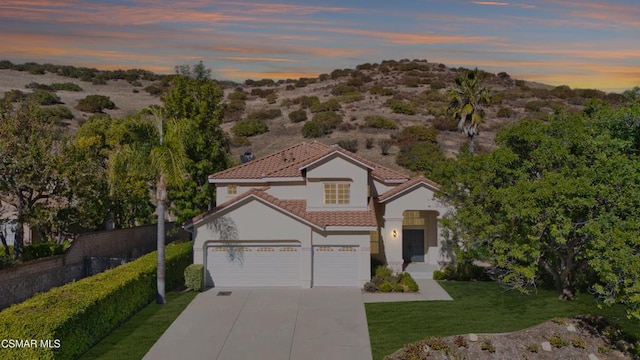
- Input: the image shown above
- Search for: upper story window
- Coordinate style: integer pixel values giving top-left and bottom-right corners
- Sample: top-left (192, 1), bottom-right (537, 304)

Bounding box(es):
top-left (227, 184), bottom-right (238, 196)
top-left (323, 183), bottom-right (350, 204)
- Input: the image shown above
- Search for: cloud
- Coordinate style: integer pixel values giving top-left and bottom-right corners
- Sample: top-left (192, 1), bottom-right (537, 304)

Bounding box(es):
top-left (216, 56), bottom-right (299, 63)
top-left (471, 1), bottom-right (536, 9)
top-left (215, 67), bottom-right (320, 80)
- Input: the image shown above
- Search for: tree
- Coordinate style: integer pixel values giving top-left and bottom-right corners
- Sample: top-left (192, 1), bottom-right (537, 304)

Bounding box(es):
top-left (162, 63), bottom-right (230, 222)
top-left (448, 68), bottom-right (491, 153)
top-left (437, 104), bottom-right (640, 318)
top-left (108, 108), bottom-right (190, 303)
top-left (0, 101), bottom-right (65, 258)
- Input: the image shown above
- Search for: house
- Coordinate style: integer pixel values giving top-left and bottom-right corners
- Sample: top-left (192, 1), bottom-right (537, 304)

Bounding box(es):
top-left (185, 141), bottom-right (453, 288)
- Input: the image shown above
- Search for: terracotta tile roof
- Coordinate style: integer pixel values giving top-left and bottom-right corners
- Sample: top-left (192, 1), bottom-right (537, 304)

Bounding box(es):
top-left (185, 188), bottom-right (377, 229)
top-left (209, 141), bottom-right (408, 182)
top-left (377, 176), bottom-right (441, 202)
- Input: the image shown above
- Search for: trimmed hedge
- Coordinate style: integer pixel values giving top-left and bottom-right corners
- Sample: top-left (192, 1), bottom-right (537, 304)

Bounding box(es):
top-left (0, 241), bottom-right (192, 360)
top-left (184, 264), bottom-right (204, 292)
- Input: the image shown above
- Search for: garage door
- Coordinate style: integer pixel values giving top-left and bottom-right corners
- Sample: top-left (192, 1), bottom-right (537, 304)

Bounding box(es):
top-left (206, 243), bottom-right (301, 287)
top-left (312, 246), bottom-right (359, 287)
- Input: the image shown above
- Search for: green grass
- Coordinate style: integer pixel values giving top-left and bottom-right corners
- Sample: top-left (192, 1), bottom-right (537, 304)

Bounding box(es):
top-left (366, 281), bottom-right (640, 360)
top-left (79, 290), bottom-right (197, 360)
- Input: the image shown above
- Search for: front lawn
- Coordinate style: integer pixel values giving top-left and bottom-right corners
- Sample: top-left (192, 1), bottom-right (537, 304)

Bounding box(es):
top-left (366, 281), bottom-right (640, 360)
top-left (79, 290), bottom-right (197, 360)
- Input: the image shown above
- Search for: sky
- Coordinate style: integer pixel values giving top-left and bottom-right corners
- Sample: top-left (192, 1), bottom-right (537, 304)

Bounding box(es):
top-left (1, 0), bottom-right (639, 92)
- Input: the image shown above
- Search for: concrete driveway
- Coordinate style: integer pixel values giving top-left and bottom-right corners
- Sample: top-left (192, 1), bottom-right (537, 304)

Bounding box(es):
top-left (143, 287), bottom-right (372, 360)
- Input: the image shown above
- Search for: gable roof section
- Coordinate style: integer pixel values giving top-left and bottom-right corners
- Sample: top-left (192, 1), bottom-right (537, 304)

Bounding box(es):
top-left (185, 188), bottom-right (377, 230)
top-left (377, 176), bottom-right (441, 203)
top-left (209, 141), bottom-right (408, 183)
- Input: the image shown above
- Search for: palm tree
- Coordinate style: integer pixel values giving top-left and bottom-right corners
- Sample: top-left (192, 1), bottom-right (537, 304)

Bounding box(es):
top-left (448, 68), bottom-right (491, 153)
top-left (108, 107), bottom-right (189, 304)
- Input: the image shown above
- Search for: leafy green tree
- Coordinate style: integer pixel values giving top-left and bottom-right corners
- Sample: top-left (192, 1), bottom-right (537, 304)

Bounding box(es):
top-left (437, 104), bottom-right (640, 318)
top-left (448, 68), bottom-right (491, 153)
top-left (0, 101), bottom-right (65, 258)
top-left (162, 63), bottom-right (230, 222)
top-left (108, 108), bottom-right (190, 304)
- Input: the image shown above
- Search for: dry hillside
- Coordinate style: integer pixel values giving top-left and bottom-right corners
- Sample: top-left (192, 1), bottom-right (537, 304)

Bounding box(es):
top-left (1, 59), bottom-right (625, 174)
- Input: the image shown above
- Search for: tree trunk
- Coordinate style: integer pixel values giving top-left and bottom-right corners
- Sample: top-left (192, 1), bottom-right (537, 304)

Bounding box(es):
top-left (0, 232), bottom-right (9, 256)
top-left (467, 134), bottom-right (476, 154)
top-left (13, 193), bottom-right (24, 259)
top-left (156, 177), bottom-right (167, 304)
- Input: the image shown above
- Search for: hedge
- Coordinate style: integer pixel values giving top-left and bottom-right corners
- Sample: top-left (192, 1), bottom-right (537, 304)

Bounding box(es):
top-left (184, 264), bottom-right (204, 292)
top-left (0, 241), bottom-right (192, 360)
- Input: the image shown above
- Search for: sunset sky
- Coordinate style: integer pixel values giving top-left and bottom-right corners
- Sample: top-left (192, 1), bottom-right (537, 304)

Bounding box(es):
top-left (1, 0), bottom-right (638, 92)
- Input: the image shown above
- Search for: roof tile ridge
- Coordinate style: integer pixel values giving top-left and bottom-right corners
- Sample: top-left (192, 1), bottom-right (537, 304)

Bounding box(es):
top-left (210, 143), bottom-right (307, 178)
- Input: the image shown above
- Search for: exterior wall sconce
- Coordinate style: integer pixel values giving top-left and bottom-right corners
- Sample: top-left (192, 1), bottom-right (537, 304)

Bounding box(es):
top-left (392, 229), bottom-right (397, 238)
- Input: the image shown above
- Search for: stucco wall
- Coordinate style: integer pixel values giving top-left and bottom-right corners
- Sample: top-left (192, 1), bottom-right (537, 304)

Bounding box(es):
top-left (305, 156), bottom-right (369, 210)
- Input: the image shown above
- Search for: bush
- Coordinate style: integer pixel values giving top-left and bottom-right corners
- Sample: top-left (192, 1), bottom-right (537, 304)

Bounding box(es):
top-left (398, 125), bottom-right (437, 144)
top-left (231, 119), bottom-right (269, 137)
top-left (0, 241), bottom-right (192, 360)
top-left (310, 98), bottom-right (341, 113)
top-left (3, 89), bottom-right (26, 103)
top-left (524, 100), bottom-right (544, 113)
top-left (432, 270), bottom-right (445, 280)
top-left (144, 84), bottom-right (163, 96)
top-left (288, 109), bottom-right (307, 123)
top-left (364, 116), bottom-right (398, 129)
top-left (331, 84), bottom-right (359, 96)
top-left (378, 138), bottom-right (393, 155)
top-left (379, 282), bottom-right (394, 292)
top-left (363, 282), bottom-right (378, 292)
top-left (430, 81), bottom-right (446, 90)
top-left (265, 92), bottom-right (278, 104)
top-left (385, 99), bottom-right (417, 115)
top-left (229, 135), bottom-right (251, 147)
top-left (302, 120), bottom-right (328, 138)
top-left (374, 266), bottom-right (393, 279)
top-left (432, 116), bottom-right (458, 131)
top-left (396, 141), bottom-right (445, 174)
top-left (28, 90), bottom-right (62, 105)
top-left (312, 111), bottom-right (343, 128)
top-left (337, 139), bottom-right (358, 153)
top-left (365, 138), bottom-right (374, 149)
top-left (400, 275), bottom-right (419, 292)
top-left (295, 95), bottom-right (320, 109)
top-left (184, 264), bottom-right (204, 292)
top-left (227, 91), bottom-right (247, 101)
top-left (51, 82), bottom-right (83, 91)
top-left (25, 82), bottom-right (53, 91)
top-left (497, 107), bottom-right (512, 118)
top-left (41, 105), bottom-right (74, 123)
top-left (338, 92), bottom-right (364, 103)
top-left (247, 108), bottom-right (282, 120)
top-left (76, 94), bottom-right (116, 113)
top-left (369, 85), bottom-right (395, 96)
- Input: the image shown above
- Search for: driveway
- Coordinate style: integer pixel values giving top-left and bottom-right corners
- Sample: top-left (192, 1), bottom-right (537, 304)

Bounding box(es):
top-left (143, 287), bottom-right (373, 360)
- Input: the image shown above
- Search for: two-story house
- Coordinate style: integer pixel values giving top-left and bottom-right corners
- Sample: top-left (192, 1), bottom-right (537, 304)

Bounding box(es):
top-left (185, 141), bottom-right (452, 288)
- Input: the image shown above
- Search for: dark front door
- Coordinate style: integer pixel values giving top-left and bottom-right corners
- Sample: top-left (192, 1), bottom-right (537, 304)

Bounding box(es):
top-left (402, 229), bottom-right (425, 263)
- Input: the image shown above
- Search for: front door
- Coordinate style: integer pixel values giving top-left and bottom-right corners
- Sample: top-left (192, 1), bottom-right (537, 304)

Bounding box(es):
top-left (402, 229), bottom-right (425, 262)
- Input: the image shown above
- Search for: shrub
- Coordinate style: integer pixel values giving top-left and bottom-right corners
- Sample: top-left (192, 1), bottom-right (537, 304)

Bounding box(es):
top-left (403, 77), bottom-right (421, 87)
top-left (26, 82), bottom-right (53, 91)
top-left (331, 84), bottom-right (359, 96)
top-left (76, 94), bottom-right (116, 113)
top-left (497, 107), bottom-right (512, 118)
top-left (91, 77), bottom-right (107, 85)
top-left (223, 99), bottom-right (246, 121)
top-left (379, 282), bottom-right (394, 292)
top-left (369, 85), bottom-right (395, 96)
top-left (0, 255), bottom-right (17, 269)
top-left (396, 142), bottom-right (445, 174)
top-left (549, 333), bottom-right (568, 348)
top-left (184, 264), bottom-right (204, 292)
top-left (337, 139), bottom-right (358, 153)
top-left (0, 241), bottom-right (192, 360)
top-left (302, 120), bottom-right (328, 138)
top-left (3, 89), bottom-right (26, 103)
top-left (481, 339), bottom-right (496, 352)
top-left (385, 99), bottom-right (417, 115)
top-left (247, 108), bottom-right (282, 120)
top-left (400, 275), bottom-right (419, 292)
top-left (432, 116), bottom-right (458, 131)
top-left (363, 282), bottom-right (378, 292)
top-left (571, 337), bottom-right (588, 349)
top-left (338, 92), bottom-right (364, 103)
top-left (295, 95), bottom-right (320, 109)
top-left (364, 116), bottom-right (398, 129)
top-left (227, 91), bottom-right (247, 101)
top-left (144, 84), bottom-right (163, 96)
top-left (365, 138), bottom-right (374, 149)
top-left (524, 100), bottom-right (544, 113)
top-left (310, 98), bottom-right (341, 113)
top-left (424, 337), bottom-right (449, 351)
top-left (28, 90), bottom-right (62, 105)
top-left (230, 136), bottom-right (251, 147)
top-left (265, 92), bottom-right (278, 104)
top-left (311, 111), bottom-right (343, 128)
top-left (430, 81), bottom-right (446, 90)
top-left (288, 109), bottom-right (307, 123)
top-left (41, 105), bottom-right (74, 123)
top-left (432, 270), bottom-right (445, 280)
top-left (378, 138), bottom-right (393, 155)
top-left (337, 122), bottom-right (355, 132)
top-left (526, 343), bottom-right (539, 352)
top-left (374, 266), bottom-right (393, 279)
top-left (231, 119), bottom-right (269, 137)
top-left (398, 125), bottom-right (437, 144)
top-left (454, 335), bottom-right (468, 348)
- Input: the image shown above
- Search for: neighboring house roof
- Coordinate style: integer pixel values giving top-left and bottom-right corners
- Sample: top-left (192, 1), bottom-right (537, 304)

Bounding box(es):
top-left (209, 141), bottom-right (408, 183)
top-left (377, 176), bottom-right (441, 203)
top-left (185, 188), bottom-right (377, 230)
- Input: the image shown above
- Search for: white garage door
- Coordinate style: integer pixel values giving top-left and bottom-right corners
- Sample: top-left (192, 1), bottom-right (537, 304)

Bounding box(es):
top-left (313, 246), bottom-right (360, 287)
top-left (206, 244), bottom-right (301, 287)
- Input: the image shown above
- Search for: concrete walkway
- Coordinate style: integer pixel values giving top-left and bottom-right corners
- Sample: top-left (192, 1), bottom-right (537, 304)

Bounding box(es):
top-left (144, 287), bottom-right (372, 360)
top-left (362, 279), bottom-right (453, 303)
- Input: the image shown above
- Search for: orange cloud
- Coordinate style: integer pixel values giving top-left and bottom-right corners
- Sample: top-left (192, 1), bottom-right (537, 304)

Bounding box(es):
top-left (217, 56), bottom-right (299, 63)
top-left (216, 67), bottom-right (320, 80)
top-left (472, 1), bottom-right (509, 6)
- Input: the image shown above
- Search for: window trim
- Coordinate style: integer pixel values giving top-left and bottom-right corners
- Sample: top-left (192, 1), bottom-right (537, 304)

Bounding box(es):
top-left (227, 184), bottom-right (238, 196)
top-left (323, 182), bottom-right (350, 205)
